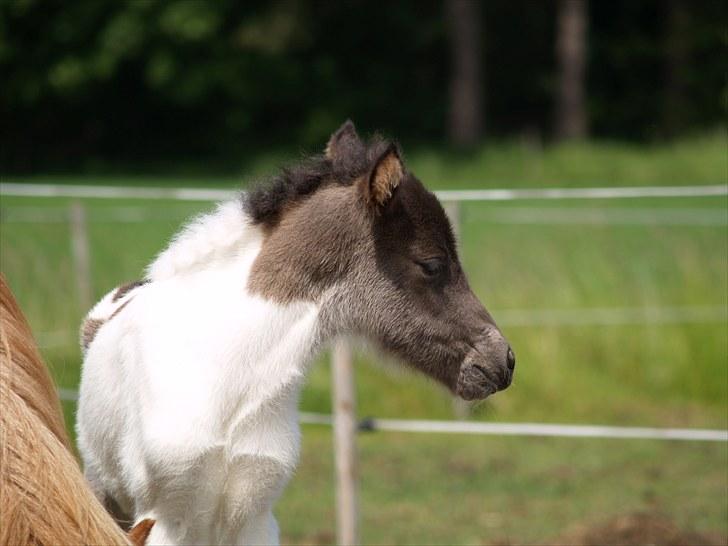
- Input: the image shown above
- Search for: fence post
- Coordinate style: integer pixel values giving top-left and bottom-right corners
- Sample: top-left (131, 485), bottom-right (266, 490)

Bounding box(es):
top-left (443, 199), bottom-right (461, 237)
top-left (443, 200), bottom-right (472, 420)
top-left (331, 340), bottom-right (359, 545)
top-left (69, 201), bottom-right (93, 312)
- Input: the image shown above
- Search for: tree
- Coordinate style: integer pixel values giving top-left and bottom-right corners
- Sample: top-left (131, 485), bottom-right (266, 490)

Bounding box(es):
top-left (555, 0), bottom-right (588, 140)
top-left (663, 0), bottom-right (689, 137)
top-left (446, 0), bottom-right (483, 148)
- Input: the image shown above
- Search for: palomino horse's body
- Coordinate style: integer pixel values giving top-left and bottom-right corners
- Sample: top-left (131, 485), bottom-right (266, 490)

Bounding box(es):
top-left (77, 122), bottom-right (515, 545)
top-left (0, 274), bottom-right (154, 546)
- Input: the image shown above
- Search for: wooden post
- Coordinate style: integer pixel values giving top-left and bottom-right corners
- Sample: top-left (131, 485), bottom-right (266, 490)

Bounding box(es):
top-left (331, 340), bottom-right (359, 545)
top-left (443, 200), bottom-right (461, 241)
top-left (69, 201), bottom-right (93, 312)
top-left (443, 200), bottom-right (471, 420)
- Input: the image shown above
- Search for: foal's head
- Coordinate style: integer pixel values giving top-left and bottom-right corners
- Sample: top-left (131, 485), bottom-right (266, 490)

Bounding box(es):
top-left (247, 121), bottom-right (514, 400)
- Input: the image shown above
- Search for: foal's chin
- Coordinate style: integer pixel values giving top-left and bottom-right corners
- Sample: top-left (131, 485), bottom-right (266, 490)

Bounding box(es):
top-left (454, 362), bottom-right (511, 401)
top-left (454, 375), bottom-right (499, 401)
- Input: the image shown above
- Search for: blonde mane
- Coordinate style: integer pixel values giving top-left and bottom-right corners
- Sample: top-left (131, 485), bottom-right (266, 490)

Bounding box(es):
top-left (0, 273), bottom-right (152, 546)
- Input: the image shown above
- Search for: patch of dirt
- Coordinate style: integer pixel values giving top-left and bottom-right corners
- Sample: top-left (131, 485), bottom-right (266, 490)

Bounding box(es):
top-left (552, 511), bottom-right (726, 546)
top-left (486, 511), bottom-right (725, 546)
top-left (280, 529), bottom-right (335, 545)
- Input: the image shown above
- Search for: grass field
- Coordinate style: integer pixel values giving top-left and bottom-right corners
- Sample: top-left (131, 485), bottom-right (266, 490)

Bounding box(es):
top-left (1, 133), bottom-right (727, 543)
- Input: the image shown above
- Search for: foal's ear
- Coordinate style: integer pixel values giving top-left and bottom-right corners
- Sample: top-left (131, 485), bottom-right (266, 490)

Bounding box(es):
top-left (364, 144), bottom-right (404, 209)
top-left (325, 119), bottom-right (362, 160)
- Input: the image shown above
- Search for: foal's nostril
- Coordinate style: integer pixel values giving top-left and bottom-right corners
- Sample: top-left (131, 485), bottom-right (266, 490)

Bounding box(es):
top-left (506, 346), bottom-right (516, 371)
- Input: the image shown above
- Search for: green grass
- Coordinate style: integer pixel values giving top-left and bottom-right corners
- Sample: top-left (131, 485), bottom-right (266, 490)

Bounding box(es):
top-left (412, 131), bottom-right (728, 189)
top-left (277, 428), bottom-right (727, 545)
top-left (2, 134), bottom-right (727, 543)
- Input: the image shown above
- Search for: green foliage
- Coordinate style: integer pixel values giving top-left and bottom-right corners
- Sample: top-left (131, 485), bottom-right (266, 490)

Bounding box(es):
top-left (408, 131), bottom-right (728, 189)
top-left (1, 1), bottom-right (725, 172)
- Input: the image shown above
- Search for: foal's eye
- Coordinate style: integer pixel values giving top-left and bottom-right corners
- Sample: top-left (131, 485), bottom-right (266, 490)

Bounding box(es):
top-left (417, 258), bottom-right (446, 278)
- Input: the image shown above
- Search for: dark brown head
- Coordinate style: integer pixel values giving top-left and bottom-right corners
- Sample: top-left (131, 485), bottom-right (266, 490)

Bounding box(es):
top-left (246, 121), bottom-right (514, 400)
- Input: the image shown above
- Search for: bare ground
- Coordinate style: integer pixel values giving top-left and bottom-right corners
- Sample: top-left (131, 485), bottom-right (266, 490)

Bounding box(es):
top-left (551, 511), bottom-right (726, 546)
top-left (487, 511), bottom-right (727, 546)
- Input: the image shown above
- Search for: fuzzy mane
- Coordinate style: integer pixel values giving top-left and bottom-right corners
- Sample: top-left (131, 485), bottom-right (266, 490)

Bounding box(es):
top-left (146, 200), bottom-right (255, 281)
top-left (244, 135), bottom-right (394, 226)
top-left (147, 133), bottom-right (396, 281)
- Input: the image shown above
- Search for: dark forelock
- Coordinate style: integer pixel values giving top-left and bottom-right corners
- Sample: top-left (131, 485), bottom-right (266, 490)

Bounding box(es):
top-left (244, 136), bottom-right (394, 226)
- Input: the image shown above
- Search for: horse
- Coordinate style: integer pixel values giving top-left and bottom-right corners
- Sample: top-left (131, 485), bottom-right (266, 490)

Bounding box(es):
top-left (76, 121), bottom-right (515, 545)
top-left (0, 273), bottom-right (155, 546)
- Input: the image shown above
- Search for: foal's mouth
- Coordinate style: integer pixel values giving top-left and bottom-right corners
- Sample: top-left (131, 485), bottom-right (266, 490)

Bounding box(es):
top-left (455, 361), bottom-right (512, 401)
top-left (451, 331), bottom-right (515, 401)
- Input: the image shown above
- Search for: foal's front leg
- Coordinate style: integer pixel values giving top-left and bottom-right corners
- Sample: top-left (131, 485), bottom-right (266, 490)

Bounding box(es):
top-left (232, 509), bottom-right (279, 545)
top-left (133, 448), bottom-right (228, 545)
top-left (139, 454), bottom-right (288, 545)
top-left (139, 518), bottom-right (179, 546)
top-left (218, 454), bottom-right (290, 545)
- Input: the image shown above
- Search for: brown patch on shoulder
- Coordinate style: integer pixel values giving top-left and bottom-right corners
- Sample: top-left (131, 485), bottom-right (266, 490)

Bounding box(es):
top-left (82, 318), bottom-right (106, 350)
top-left (109, 298), bottom-right (133, 320)
top-left (82, 297), bottom-right (137, 350)
top-left (112, 279), bottom-right (148, 302)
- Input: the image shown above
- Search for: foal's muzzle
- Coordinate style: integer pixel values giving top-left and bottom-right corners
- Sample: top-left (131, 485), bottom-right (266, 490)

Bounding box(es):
top-left (455, 329), bottom-right (514, 401)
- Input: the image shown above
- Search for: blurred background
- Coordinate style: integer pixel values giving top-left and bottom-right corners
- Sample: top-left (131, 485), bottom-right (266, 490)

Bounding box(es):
top-left (1, 1), bottom-right (726, 544)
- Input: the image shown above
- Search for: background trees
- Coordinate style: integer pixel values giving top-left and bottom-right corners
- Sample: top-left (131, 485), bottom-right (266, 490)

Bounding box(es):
top-left (555, 0), bottom-right (588, 140)
top-left (1, 0), bottom-right (724, 172)
top-left (446, 0), bottom-right (483, 148)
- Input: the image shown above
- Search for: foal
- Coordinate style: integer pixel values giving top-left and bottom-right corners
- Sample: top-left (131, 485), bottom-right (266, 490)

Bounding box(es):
top-left (77, 121), bottom-right (515, 545)
top-left (0, 274), bottom-right (154, 546)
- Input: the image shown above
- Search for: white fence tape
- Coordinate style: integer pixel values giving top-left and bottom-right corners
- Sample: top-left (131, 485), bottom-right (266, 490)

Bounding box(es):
top-left (436, 185), bottom-right (728, 201)
top-left (4, 205), bottom-right (728, 226)
top-left (2, 182), bottom-right (727, 202)
top-left (354, 417), bottom-right (728, 442)
top-left (0, 183), bottom-right (235, 201)
top-left (56, 388), bottom-right (726, 442)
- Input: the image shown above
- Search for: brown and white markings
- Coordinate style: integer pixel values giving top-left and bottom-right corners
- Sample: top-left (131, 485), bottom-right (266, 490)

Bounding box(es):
top-left (80, 279), bottom-right (149, 353)
top-left (247, 120), bottom-right (515, 399)
top-left (77, 120), bottom-right (515, 546)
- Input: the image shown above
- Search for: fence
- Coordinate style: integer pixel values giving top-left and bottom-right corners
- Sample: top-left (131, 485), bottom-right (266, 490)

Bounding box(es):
top-left (2, 182), bottom-right (727, 545)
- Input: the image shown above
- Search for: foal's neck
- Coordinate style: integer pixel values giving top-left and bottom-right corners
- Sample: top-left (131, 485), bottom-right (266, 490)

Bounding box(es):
top-left (147, 200), bottom-right (257, 282)
top-left (149, 201), bottom-right (330, 407)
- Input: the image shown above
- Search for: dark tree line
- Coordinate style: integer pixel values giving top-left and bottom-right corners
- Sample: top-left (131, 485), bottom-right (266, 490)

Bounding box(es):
top-left (1, 0), bottom-right (724, 173)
